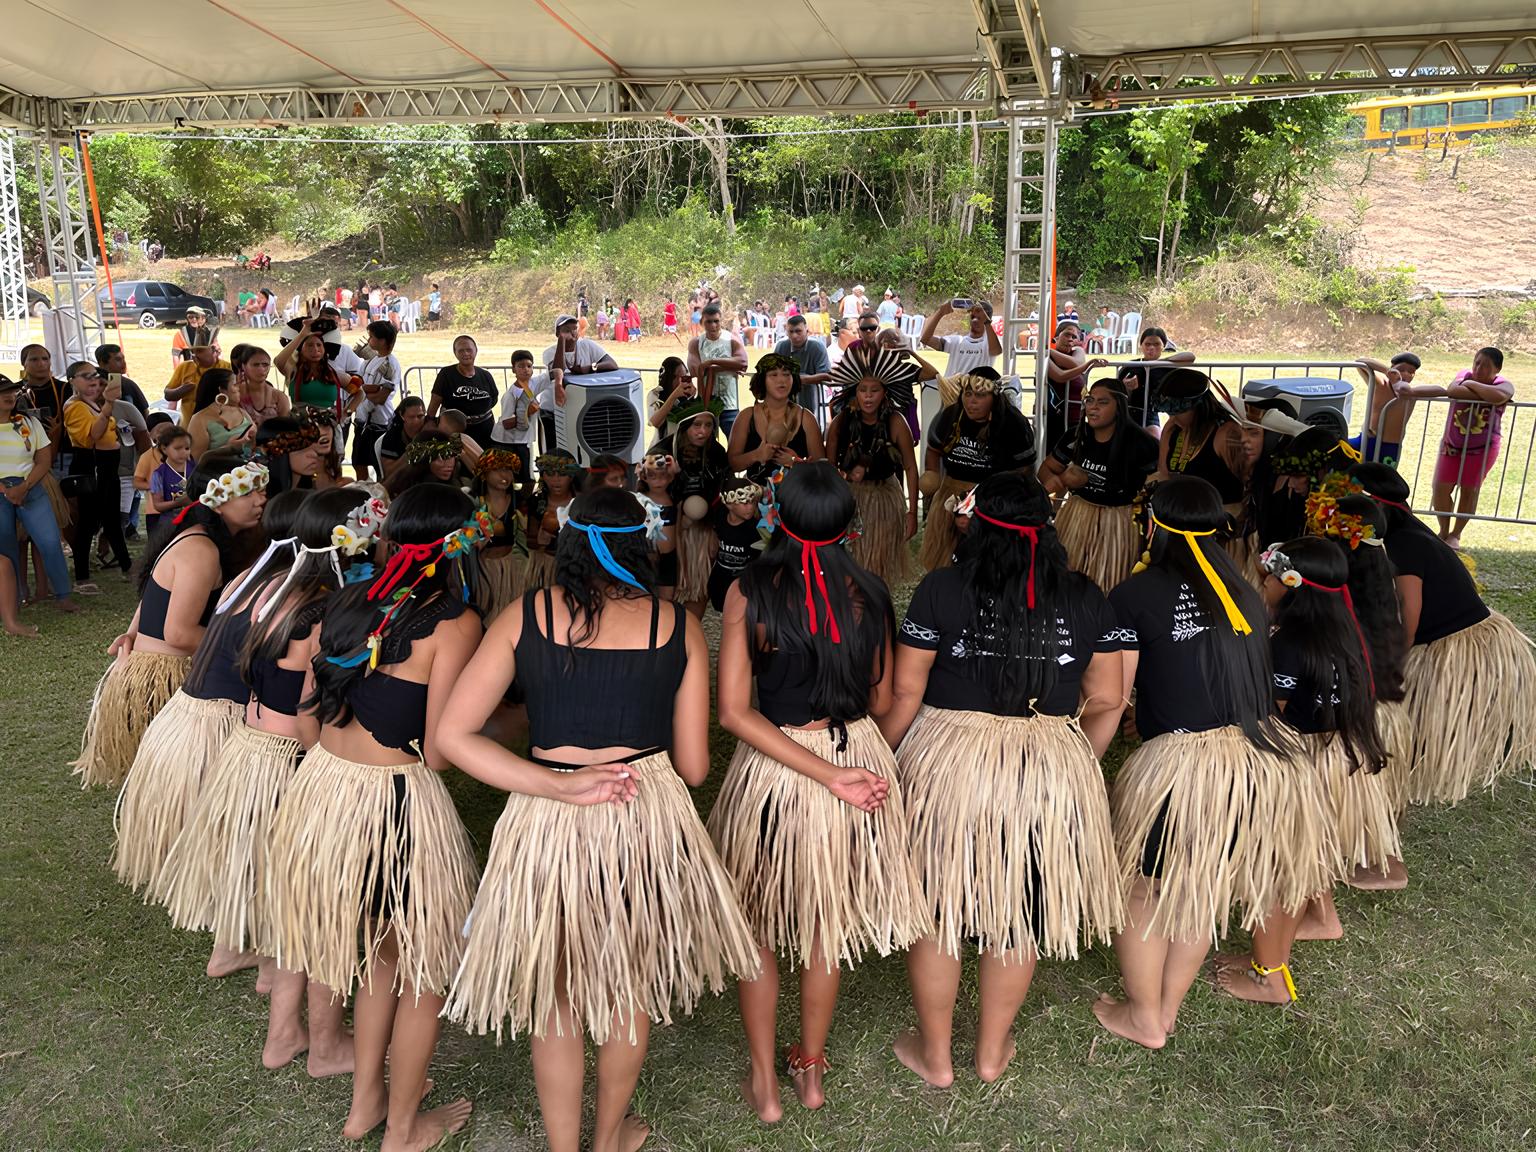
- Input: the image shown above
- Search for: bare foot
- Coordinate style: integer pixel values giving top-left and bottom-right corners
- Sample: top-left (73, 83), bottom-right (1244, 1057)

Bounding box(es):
top-left (789, 1061), bottom-right (826, 1110)
top-left (596, 1114), bottom-right (649, 1152)
top-left (255, 958), bottom-right (274, 996)
top-left (893, 1029), bottom-right (954, 1088)
top-left (1346, 857), bottom-right (1408, 891)
top-left (1294, 905), bottom-right (1344, 943)
top-left (54, 597), bottom-right (82, 613)
top-left (379, 1099), bottom-right (473, 1152)
top-left (974, 1034), bottom-right (1016, 1084)
top-left (1214, 957), bottom-right (1295, 1005)
top-left (262, 1023), bottom-right (308, 1071)
top-left (1091, 994), bottom-right (1166, 1050)
top-left (739, 1068), bottom-right (783, 1124)
top-left (4, 621), bottom-right (39, 637)
top-left (307, 1032), bottom-right (356, 1079)
top-left (344, 1079), bottom-right (434, 1141)
top-left (207, 946), bottom-right (260, 979)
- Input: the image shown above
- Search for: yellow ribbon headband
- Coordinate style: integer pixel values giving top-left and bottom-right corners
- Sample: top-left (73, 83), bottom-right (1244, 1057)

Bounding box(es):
top-left (1149, 513), bottom-right (1252, 635)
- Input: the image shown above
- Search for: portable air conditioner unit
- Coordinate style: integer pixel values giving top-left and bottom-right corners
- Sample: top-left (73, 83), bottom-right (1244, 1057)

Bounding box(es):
top-left (554, 368), bottom-right (647, 465)
top-left (1241, 377), bottom-right (1354, 439)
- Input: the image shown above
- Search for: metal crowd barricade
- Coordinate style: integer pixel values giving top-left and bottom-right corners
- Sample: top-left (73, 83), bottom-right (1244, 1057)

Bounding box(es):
top-left (1372, 393), bottom-right (1536, 527)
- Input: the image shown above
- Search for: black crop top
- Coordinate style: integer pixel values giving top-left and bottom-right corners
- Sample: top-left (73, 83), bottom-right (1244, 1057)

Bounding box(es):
top-left (344, 594), bottom-right (471, 753)
top-left (743, 405), bottom-right (811, 481)
top-left (756, 645), bottom-right (823, 727)
top-left (184, 605), bottom-right (253, 704)
top-left (1166, 425), bottom-right (1244, 505)
top-left (517, 589), bottom-right (685, 752)
top-left (139, 534), bottom-right (220, 642)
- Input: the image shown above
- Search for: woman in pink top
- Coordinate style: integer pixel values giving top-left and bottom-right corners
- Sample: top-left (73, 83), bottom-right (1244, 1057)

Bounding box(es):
top-left (1430, 346), bottom-right (1513, 548)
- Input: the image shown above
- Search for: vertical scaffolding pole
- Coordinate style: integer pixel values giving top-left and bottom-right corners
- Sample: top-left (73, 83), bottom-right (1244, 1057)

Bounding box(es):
top-left (0, 133), bottom-right (27, 362)
top-left (1001, 108), bottom-right (1058, 438)
top-left (32, 127), bottom-right (98, 360)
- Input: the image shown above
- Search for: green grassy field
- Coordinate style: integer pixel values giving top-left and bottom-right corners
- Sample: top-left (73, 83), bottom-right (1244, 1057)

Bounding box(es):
top-left (2, 520), bottom-right (1535, 1152)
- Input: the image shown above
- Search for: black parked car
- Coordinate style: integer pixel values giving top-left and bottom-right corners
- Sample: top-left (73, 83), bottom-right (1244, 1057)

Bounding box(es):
top-left (97, 280), bottom-right (220, 329)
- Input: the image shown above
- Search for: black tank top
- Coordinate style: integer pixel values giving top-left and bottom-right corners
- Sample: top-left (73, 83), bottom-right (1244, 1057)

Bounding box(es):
top-left (1167, 425), bottom-right (1244, 504)
top-left (139, 533), bottom-right (220, 642)
top-left (516, 589), bottom-right (685, 752)
top-left (184, 604), bottom-right (253, 704)
top-left (743, 405), bottom-right (810, 481)
top-left (755, 645), bottom-right (825, 727)
top-left (838, 416), bottom-right (900, 484)
top-left (345, 594), bottom-right (469, 752)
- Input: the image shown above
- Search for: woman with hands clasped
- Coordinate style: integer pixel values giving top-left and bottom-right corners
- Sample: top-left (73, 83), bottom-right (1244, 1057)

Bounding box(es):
top-left (707, 461), bottom-right (927, 1124)
top-left (727, 353), bottom-right (825, 483)
top-left (441, 485), bottom-right (757, 1152)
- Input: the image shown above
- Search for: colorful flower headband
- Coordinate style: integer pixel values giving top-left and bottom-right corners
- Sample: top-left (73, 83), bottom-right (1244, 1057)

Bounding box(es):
top-left (1258, 544), bottom-right (1305, 588)
top-left (474, 448), bottom-right (524, 477)
top-left (331, 497), bottom-right (388, 557)
top-left (327, 508), bottom-right (496, 670)
top-left (198, 462), bottom-right (269, 510)
top-left (405, 435), bottom-right (462, 465)
top-left (721, 479), bottom-right (764, 506)
top-left (537, 453), bottom-right (583, 477)
top-left (261, 423), bottom-right (322, 457)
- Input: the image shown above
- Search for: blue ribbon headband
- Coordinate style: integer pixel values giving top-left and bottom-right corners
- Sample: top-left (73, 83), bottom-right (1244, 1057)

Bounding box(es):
top-left (565, 518), bottom-right (647, 591)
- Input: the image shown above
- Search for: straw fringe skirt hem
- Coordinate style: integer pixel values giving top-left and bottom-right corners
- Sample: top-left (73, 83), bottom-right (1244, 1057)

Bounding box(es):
top-left (1308, 732), bottom-right (1402, 877)
top-left (1110, 727), bottom-right (1337, 943)
top-left (896, 707), bottom-right (1124, 962)
top-left (446, 751), bottom-right (759, 1045)
top-left (676, 518), bottom-right (714, 603)
top-left (523, 550), bottom-right (557, 592)
top-left (1054, 497), bottom-right (1139, 593)
top-left (707, 716), bottom-right (930, 970)
top-left (112, 692), bottom-right (244, 893)
top-left (479, 548), bottom-right (527, 624)
top-left (918, 476), bottom-right (973, 572)
top-left (1376, 699), bottom-right (1414, 815)
top-left (850, 477), bottom-right (910, 587)
top-left (1402, 611), bottom-right (1536, 806)
top-left (268, 745), bottom-right (478, 999)
top-left (72, 651), bottom-right (191, 790)
top-left (153, 724), bottom-right (303, 953)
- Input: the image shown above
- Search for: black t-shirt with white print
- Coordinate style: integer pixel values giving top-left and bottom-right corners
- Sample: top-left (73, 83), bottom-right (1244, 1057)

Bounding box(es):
top-left (430, 365), bottom-right (498, 425)
top-left (708, 506), bottom-right (763, 611)
top-left (1050, 425), bottom-right (1159, 506)
top-left (1270, 630), bottom-right (1337, 735)
top-left (1108, 565), bottom-right (1256, 739)
top-left (898, 565), bottom-right (1120, 717)
top-left (926, 403), bottom-right (1037, 482)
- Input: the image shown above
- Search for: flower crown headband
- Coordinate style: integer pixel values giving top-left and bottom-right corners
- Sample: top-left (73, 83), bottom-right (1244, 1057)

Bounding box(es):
top-left (954, 373), bottom-right (998, 396)
top-left (326, 507), bottom-right (496, 670)
top-left (261, 423), bottom-right (322, 457)
top-left (474, 448), bottom-right (524, 478)
top-left (537, 453), bottom-right (583, 477)
top-left (721, 479), bottom-right (764, 506)
top-left (255, 498), bottom-right (387, 623)
top-left (405, 435), bottom-right (462, 465)
top-left (198, 461), bottom-right (269, 510)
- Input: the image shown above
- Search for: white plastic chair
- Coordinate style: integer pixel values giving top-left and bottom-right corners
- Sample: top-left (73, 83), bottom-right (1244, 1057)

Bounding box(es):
top-left (1113, 311), bottom-right (1142, 355)
top-left (899, 313), bottom-right (925, 350)
top-left (752, 326), bottom-right (776, 350)
top-left (400, 299), bottom-right (420, 334)
top-left (282, 294), bottom-right (301, 322)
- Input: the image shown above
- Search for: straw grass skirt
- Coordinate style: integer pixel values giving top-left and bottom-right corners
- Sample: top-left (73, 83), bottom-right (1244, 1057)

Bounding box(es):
top-left (154, 723), bottom-right (303, 954)
top-left (1054, 496), bottom-right (1139, 593)
top-left (446, 751), bottom-right (760, 1044)
top-left (267, 745), bottom-right (478, 998)
top-left (1306, 732), bottom-right (1401, 878)
top-left (850, 477), bottom-right (910, 587)
top-left (676, 516), bottom-right (714, 603)
top-left (112, 692), bottom-right (244, 893)
top-left (707, 716), bottom-right (930, 970)
top-left (40, 471), bottom-right (72, 532)
top-left (1376, 699), bottom-right (1414, 814)
top-left (1110, 726), bottom-right (1336, 943)
top-left (524, 549), bottom-right (556, 592)
top-left (896, 707), bottom-right (1123, 962)
top-left (72, 650), bottom-right (191, 790)
top-left (917, 475), bottom-right (974, 572)
top-left (478, 548), bottom-right (527, 624)
top-left (1401, 611), bottom-right (1536, 806)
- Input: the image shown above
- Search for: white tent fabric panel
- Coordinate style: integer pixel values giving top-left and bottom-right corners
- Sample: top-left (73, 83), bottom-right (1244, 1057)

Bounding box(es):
top-left (1039, 0), bottom-right (1536, 58)
top-left (0, 0), bottom-right (988, 99)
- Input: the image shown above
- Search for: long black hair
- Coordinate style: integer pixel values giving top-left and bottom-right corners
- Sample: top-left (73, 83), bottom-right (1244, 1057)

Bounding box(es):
top-left (306, 483), bottom-right (478, 728)
top-left (953, 472), bottom-right (1091, 714)
top-left (738, 461), bottom-right (894, 724)
top-left (136, 448), bottom-right (248, 594)
top-left (193, 367), bottom-right (236, 415)
top-left (255, 415), bottom-right (320, 495)
top-left (240, 487), bottom-right (368, 686)
top-left (553, 487), bottom-right (657, 653)
top-left (1147, 476), bottom-right (1292, 755)
top-left (1068, 379), bottom-right (1141, 489)
top-left (1317, 495), bottom-right (1406, 703)
top-left (185, 488), bottom-right (307, 694)
top-left (1268, 536), bottom-right (1388, 774)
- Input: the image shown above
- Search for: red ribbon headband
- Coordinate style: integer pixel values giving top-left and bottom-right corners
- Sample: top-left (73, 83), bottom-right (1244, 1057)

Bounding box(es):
top-left (973, 511), bottom-right (1040, 608)
top-left (1298, 576), bottom-right (1375, 699)
top-left (780, 525), bottom-right (843, 643)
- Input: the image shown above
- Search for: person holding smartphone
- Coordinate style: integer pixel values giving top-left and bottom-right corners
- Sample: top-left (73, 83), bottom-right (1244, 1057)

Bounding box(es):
top-left (920, 299), bottom-right (1002, 378)
top-left (62, 361), bottom-right (133, 590)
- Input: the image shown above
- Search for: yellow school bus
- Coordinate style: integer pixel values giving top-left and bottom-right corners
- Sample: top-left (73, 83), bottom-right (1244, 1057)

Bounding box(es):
top-left (1346, 85), bottom-right (1535, 149)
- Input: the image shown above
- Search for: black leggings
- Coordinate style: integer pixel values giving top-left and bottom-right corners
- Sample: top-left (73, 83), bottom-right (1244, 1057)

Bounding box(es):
top-left (70, 448), bottom-right (129, 579)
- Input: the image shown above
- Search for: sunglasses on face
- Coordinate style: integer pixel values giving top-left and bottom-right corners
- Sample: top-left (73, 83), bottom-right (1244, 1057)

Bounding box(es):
top-left (858, 325), bottom-right (878, 333)
top-left (74, 371), bottom-right (103, 381)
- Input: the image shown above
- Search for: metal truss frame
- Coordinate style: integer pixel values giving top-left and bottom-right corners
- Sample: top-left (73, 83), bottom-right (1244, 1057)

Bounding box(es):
top-left (1071, 29), bottom-right (1536, 108)
top-left (999, 109), bottom-right (1058, 437)
top-left (970, 0), bottom-right (1053, 101)
top-left (31, 132), bottom-right (99, 358)
top-left (0, 134), bottom-right (27, 361)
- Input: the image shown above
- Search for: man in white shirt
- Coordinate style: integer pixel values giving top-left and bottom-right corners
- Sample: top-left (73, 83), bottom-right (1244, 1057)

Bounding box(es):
top-left (352, 319), bottom-right (400, 480)
top-left (542, 314), bottom-right (618, 377)
top-left (839, 285), bottom-right (865, 323)
top-left (492, 348), bottom-right (543, 477)
top-left (920, 299), bottom-right (1002, 377)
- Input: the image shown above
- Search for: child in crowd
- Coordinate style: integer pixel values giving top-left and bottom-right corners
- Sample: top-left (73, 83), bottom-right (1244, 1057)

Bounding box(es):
top-left (144, 425), bottom-right (196, 531)
top-left (1429, 346), bottom-right (1512, 548)
top-left (708, 477), bottom-right (765, 613)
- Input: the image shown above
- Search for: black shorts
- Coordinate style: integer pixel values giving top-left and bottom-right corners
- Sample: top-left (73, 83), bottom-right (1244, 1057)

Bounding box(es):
top-left (352, 423), bottom-right (386, 468)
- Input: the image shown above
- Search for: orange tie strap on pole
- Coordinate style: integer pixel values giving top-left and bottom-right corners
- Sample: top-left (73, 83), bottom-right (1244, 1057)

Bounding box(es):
top-left (77, 133), bottom-right (122, 331)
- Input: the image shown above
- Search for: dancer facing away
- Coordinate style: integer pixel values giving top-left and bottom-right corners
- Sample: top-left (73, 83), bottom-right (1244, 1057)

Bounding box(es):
top-left (1215, 537), bottom-right (1389, 1004)
top-left (268, 483), bottom-right (487, 1149)
top-left (709, 461), bottom-right (929, 1122)
top-left (880, 473), bottom-right (1126, 1086)
top-left (73, 450), bottom-right (267, 789)
top-left (441, 486), bottom-right (756, 1152)
top-left (1350, 462), bottom-right (1536, 806)
top-left (1093, 476), bottom-right (1333, 1049)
